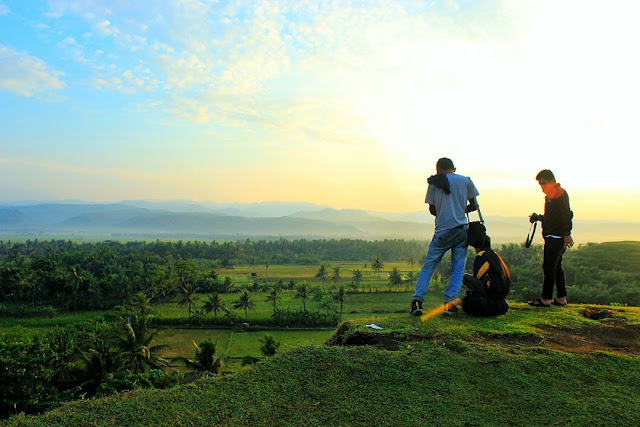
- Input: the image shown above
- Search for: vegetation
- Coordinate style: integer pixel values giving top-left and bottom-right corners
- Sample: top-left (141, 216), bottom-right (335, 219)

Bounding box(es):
top-left (0, 310), bottom-right (180, 419)
top-left (259, 334), bottom-right (280, 357)
top-left (2, 238), bottom-right (640, 422)
top-left (7, 305), bottom-right (640, 426)
top-left (1, 240), bottom-right (638, 317)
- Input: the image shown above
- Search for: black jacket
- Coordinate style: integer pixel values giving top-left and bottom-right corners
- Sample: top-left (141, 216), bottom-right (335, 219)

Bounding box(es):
top-left (541, 184), bottom-right (573, 237)
top-left (471, 248), bottom-right (511, 300)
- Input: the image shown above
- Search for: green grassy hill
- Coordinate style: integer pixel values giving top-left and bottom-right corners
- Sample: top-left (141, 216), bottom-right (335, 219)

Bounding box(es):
top-left (6, 304), bottom-right (640, 426)
top-left (567, 241), bottom-right (640, 276)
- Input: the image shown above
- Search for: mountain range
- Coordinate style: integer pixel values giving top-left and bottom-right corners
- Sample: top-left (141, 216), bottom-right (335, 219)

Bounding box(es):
top-left (0, 200), bottom-right (638, 243)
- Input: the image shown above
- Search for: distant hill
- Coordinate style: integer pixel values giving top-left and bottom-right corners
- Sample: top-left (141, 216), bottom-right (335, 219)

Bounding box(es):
top-left (0, 201), bottom-right (639, 243)
top-left (289, 208), bottom-right (386, 223)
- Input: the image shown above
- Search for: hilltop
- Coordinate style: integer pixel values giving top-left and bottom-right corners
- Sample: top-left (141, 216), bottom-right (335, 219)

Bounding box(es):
top-left (6, 303), bottom-right (640, 426)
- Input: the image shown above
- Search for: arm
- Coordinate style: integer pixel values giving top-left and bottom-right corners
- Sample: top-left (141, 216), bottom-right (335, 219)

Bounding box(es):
top-left (425, 184), bottom-right (436, 216)
top-left (465, 198), bottom-right (477, 213)
top-left (463, 273), bottom-right (487, 296)
top-left (560, 194), bottom-right (574, 248)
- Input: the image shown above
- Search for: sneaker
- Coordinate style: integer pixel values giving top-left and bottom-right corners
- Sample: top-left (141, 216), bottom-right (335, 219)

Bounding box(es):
top-left (442, 302), bottom-right (458, 316)
top-left (411, 300), bottom-right (423, 316)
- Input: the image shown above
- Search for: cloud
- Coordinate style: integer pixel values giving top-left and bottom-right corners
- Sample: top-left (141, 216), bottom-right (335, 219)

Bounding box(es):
top-left (95, 19), bottom-right (118, 36)
top-left (0, 45), bottom-right (66, 97)
top-left (0, 155), bottom-right (187, 184)
top-left (16, 1), bottom-right (639, 185)
top-left (0, 1), bottom-right (10, 15)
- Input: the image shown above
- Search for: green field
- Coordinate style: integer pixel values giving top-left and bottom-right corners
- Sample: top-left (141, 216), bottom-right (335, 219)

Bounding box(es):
top-left (154, 290), bottom-right (422, 323)
top-left (0, 311), bottom-right (106, 334)
top-left (154, 328), bottom-right (333, 372)
top-left (217, 260), bottom-right (421, 279)
top-left (1, 290), bottom-right (441, 373)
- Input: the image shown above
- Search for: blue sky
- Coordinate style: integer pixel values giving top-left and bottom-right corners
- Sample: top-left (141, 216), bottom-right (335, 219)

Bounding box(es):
top-left (1, 0), bottom-right (639, 220)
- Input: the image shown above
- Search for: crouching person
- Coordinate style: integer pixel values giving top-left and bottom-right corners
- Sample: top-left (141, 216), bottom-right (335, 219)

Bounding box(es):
top-left (462, 225), bottom-right (510, 317)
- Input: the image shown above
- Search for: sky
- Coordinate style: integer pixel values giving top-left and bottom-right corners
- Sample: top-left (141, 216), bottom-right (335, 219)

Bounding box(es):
top-left (0, 0), bottom-right (639, 221)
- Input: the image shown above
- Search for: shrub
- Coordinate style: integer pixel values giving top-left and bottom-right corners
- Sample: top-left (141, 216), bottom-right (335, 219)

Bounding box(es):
top-left (271, 309), bottom-right (338, 327)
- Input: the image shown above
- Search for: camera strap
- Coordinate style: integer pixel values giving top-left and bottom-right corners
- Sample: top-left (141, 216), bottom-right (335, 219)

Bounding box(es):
top-left (466, 197), bottom-right (484, 225)
top-left (525, 222), bottom-right (537, 248)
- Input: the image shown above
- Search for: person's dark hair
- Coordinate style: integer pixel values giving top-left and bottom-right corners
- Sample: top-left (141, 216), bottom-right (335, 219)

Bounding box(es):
top-left (535, 169), bottom-right (555, 182)
top-left (436, 157), bottom-right (455, 171)
top-left (467, 223), bottom-right (487, 248)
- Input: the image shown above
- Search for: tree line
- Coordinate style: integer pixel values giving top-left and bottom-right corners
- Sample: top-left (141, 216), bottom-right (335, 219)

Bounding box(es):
top-left (0, 239), bottom-right (638, 314)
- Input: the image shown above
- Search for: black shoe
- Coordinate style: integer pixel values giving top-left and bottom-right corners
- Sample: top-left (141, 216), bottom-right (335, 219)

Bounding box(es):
top-left (443, 302), bottom-right (458, 316)
top-left (411, 300), bottom-right (423, 316)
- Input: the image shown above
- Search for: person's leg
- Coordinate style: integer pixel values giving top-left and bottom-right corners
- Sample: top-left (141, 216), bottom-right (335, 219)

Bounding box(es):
top-left (463, 274), bottom-right (486, 296)
top-left (555, 250), bottom-right (567, 299)
top-left (444, 228), bottom-right (469, 303)
top-left (412, 232), bottom-right (449, 302)
top-left (541, 237), bottom-right (564, 301)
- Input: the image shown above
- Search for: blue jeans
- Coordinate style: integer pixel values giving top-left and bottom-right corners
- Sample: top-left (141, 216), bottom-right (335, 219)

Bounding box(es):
top-left (412, 226), bottom-right (468, 303)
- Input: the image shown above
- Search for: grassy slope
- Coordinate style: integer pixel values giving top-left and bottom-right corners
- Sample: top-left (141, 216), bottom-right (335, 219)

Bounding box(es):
top-left (7, 304), bottom-right (640, 427)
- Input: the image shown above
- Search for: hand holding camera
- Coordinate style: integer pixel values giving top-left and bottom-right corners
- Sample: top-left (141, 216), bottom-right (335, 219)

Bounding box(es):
top-left (529, 213), bottom-right (543, 223)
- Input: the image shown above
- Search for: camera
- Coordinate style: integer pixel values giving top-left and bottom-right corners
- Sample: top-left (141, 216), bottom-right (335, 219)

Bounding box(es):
top-left (529, 213), bottom-right (542, 223)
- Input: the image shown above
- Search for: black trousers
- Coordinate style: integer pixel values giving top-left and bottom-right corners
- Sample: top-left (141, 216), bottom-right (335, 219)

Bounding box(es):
top-left (542, 236), bottom-right (567, 300)
top-left (462, 294), bottom-right (508, 317)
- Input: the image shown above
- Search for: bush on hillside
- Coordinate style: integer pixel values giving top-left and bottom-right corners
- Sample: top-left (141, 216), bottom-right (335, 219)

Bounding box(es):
top-left (271, 308), bottom-right (338, 327)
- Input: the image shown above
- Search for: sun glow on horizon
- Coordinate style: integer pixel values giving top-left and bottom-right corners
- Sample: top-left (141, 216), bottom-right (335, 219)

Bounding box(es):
top-left (0, 0), bottom-right (638, 222)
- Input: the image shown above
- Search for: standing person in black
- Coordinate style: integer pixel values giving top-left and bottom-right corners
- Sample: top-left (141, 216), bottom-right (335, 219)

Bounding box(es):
top-left (527, 169), bottom-right (574, 307)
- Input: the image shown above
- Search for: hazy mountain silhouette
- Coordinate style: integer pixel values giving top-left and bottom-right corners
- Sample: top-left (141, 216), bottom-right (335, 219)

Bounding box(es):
top-left (0, 201), bottom-right (638, 243)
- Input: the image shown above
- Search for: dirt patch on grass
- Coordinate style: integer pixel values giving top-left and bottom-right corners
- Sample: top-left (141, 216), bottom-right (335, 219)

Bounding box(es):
top-left (328, 320), bottom-right (640, 356)
top-left (471, 320), bottom-right (640, 356)
top-left (533, 322), bottom-right (640, 356)
top-left (326, 323), bottom-right (432, 350)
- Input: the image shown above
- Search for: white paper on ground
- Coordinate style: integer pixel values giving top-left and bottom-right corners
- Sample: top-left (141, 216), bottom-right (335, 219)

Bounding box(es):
top-left (365, 324), bottom-right (383, 330)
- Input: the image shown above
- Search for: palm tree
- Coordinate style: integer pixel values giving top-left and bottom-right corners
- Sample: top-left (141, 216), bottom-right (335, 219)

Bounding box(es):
top-left (68, 266), bottom-right (85, 310)
top-left (315, 264), bottom-right (328, 288)
top-left (352, 269), bottom-right (363, 293)
top-left (260, 334), bottom-right (281, 357)
top-left (333, 285), bottom-right (346, 322)
top-left (112, 314), bottom-right (170, 374)
top-left (295, 282), bottom-right (310, 311)
top-left (407, 256), bottom-right (417, 272)
top-left (250, 257), bottom-right (257, 274)
top-left (77, 343), bottom-right (115, 395)
top-left (128, 292), bottom-right (153, 315)
top-left (44, 326), bottom-right (78, 384)
top-left (330, 266), bottom-right (342, 287)
top-left (264, 260), bottom-right (270, 280)
top-left (222, 276), bottom-right (233, 293)
top-left (265, 286), bottom-right (280, 317)
top-left (389, 267), bottom-right (403, 292)
top-left (76, 322), bottom-right (115, 395)
top-left (405, 271), bottom-right (417, 292)
top-left (233, 290), bottom-right (256, 320)
top-left (178, 282), bottom-right (200, 318)
top-left (183, 339), bottom-right (224, 374)
top-left (202, 293), bottom-right (225, 321)
top-left (371, 257), bottom-right (384, 288)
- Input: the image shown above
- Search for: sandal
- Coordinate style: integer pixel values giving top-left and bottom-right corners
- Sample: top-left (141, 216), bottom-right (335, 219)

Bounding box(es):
top-left (552, 299), bottom-right (567, 306)
top-left (527, 298), bottom-right (551, 307)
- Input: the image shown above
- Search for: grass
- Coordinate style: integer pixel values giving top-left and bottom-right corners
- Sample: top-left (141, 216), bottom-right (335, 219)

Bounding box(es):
top-left (6, 304), bottom-right (640, 426)
top-left (7, 343), bottom-right (639, 426)
top-left (0, 311), bottom-right (106, 335)
top-left (154, 328), bottom-right (333, 372)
